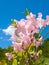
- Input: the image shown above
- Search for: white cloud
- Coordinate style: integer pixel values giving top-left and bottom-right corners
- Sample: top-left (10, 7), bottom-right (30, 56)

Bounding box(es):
top-left (3, 25), bottom-right (16, 36)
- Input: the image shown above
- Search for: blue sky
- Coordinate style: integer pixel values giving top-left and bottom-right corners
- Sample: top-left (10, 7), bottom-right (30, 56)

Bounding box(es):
top-left (0, 0), bottom-right (49, 48)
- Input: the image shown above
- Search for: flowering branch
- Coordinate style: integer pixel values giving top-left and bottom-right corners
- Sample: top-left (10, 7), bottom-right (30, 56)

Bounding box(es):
top-left (2, 9), bottom-right (49, 65)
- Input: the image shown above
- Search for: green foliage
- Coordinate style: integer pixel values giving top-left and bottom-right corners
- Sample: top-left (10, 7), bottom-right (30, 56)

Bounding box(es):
top-left (29, 60), bottom-right (34, 65)
top-left (0, 60), bottom-right (7, 65)
top-left (0, 48), bottom-right (7, 60)
top-left (6, 60), bottom-right (13, 65)
top-left (38, 50), bottom-right (42, 55)
top-left (12, 59), bottom-right (17, 65)
top-left (34, 28), bottom-right (44, 40)
top-left (11, 19), bottom-right (17, 27)
top-left (25, 8), bottom-right (30, 15)
top-left (34, 33), bottom-right (40, 40)
top-left (6, 46), bottom-right (13, 52)
top-left (41, 38), bottom-right (49, 57)
top-left (28, 44), bottom-right (36, 52)
top-left (17, 51), bottom-right (22, 57)
top-left (34, 56), bottom-right (49, 65)
top-left (22, 8), bottom-right (30, 15)
top-left (18, 59), bottom-right (25, 65)
top-left (0, 46), bottom-right (13, 60)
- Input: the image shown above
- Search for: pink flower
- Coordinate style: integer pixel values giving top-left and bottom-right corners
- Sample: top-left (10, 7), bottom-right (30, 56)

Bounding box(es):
top-left (35, 41), bottom-right (41, 48)
top-left (33, 37), bottom-right (43, 47)
top-left (13, 42), bottom-right (22, 51)
top-left (22, 35), bottom-right (31, 44)
top-left (21, 35), bottom-right (31, 49)
top-left (37, 18), bottom-right (46, 28)
top-left (15, 26), bottom-right (26, 36)
top-left (36, 13), bottom-right (46, 28)
top-left (25, 21), bottom-right (33, 33)
top-left (26, 12), bottom-right (36, 20)
top-left (11, 35), bottom-right (17, 42)
top-left (39, 36), bottom-right (43, 42)
top-left (5, 53), bottom-right (12, 60)
top-left (18, 19), bottom-right (26, 27)
top-left (25, 21), bottom-right (39, 34)
top-left (38, 12), bottom-right (42, 18)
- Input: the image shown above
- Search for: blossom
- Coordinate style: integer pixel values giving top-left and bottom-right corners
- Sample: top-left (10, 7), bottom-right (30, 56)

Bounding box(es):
top-left (36, 13), bottom-right (46, 28)
top-left (26, 12), bottom-right (36, 20)
top-left (5, 53), bottom-right (13, 60)
top-left (3, 12), bottom-right (49, 52)
top-left (18, 19), bottom-right (26, 27)
top-left (39, 36), bottom-right (43, 42)
top-left (35, 41), bottom-right (41, 48)
top-left (11, 35), bottom-right (18, 42)
top-left (21, 35), bottom-right (31, 49)
top-left (15, 27), bottom-right (26, 36)
top-left (13, 42), bottom-right (22, 51)
top-left (37, 19), bottom-right (45, 28)
top-left (25, 20), bottom-right (39, 34)
top-left (38, 12), bottom-right (42, 18)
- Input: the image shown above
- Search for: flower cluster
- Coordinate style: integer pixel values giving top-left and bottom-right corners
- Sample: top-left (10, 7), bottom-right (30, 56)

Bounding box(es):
top-left (4, 12), bottom-right (49, 63)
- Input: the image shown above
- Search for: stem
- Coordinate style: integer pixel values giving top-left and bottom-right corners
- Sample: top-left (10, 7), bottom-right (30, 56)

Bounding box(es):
top-left (39, 28), bottom-right (44, 37)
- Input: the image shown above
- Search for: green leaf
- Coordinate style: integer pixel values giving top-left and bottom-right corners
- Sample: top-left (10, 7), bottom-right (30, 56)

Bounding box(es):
top-left (41, 38), bottom-right (49, 57)
top-left (22, 8), bottom-right (30, 15)
top-left (28, 44), bottom-right (36, 52)
top-left (12, 59), bottom-right (17, 65)
top-left (23, 52), bottom-right (28, 59)
top-left (38, 50), bottom-right (42, 55)
top-left (35, 56), bottom-right (49, 65)
top-left (29, 60), bottom-right (34, 65)
top-left (17, 52), bottom-right (22, 57)
top-left (19, 59), bottom-right (25, 65)
top-left (11, 19), bottom-right (17, 27)
top-left (0, 60), bottom-right (7, 65)
top-left (34, 33), bottom-right (40, 40)
top-left (6, 60), bottom-right (13, 65)
top-left (25, 8), bottom-right (30, 15)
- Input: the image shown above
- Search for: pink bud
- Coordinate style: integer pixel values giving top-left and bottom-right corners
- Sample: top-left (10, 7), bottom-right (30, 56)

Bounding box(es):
top-left (39, 36), bottom-right (43, 42)
top-left (5, 53), bottom-right (12, 60)
top-left (35, 41), bottom-right (41, 48)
